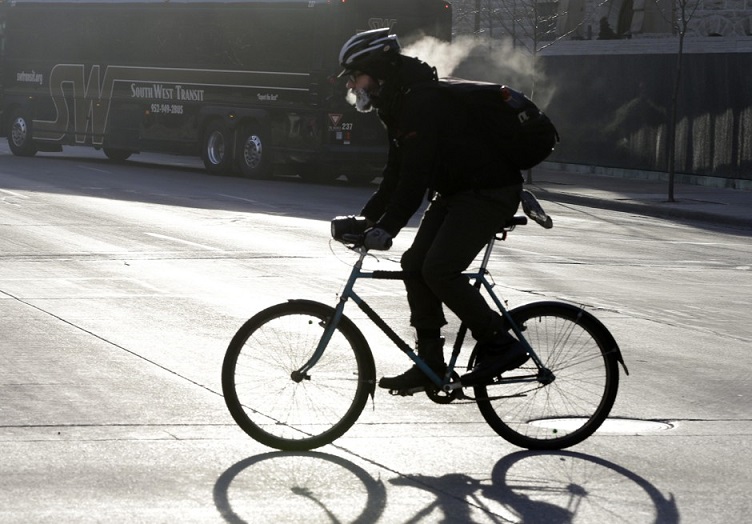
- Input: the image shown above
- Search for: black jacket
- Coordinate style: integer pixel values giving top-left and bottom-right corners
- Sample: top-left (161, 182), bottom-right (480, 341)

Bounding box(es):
top-left (361, 56), bottom-right (522, 237)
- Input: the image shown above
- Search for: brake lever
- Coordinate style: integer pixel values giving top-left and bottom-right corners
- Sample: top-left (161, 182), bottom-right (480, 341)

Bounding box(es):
top-left (340, 233), bottom-right (365, 245)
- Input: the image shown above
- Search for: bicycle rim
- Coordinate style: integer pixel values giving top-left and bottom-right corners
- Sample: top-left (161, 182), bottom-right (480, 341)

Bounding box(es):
top-left (222, 302), bottom-right (374, 451)
top-left (475, 303), bottom-right (620, 450)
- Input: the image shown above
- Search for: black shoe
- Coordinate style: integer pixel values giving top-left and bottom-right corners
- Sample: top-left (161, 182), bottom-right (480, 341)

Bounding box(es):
top-left (378, 365), bottom-right (439, 390)
top-left (460, 336), bottom-right (529, 386)
top-left (379, 338), bottom-right (446, 390)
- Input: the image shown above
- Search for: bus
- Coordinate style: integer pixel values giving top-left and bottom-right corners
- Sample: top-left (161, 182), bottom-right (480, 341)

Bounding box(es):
top-left (0, 0), bottom-right (452, 184)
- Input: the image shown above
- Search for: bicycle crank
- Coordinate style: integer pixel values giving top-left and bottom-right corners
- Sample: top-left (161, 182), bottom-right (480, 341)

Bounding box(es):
top-left (426, 372), bottom-right (464, 404)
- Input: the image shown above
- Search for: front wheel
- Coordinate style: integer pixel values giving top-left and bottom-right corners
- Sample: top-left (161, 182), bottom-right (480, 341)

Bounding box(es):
top-left (474, 302), bottom-right (621, 450)
top-left (103, 148), bottom-right (132, 162)
top-left (297, 164), bottom-right (341, 184)
top-left (222, 301), bottom-right (375, 451)
top-left (8, 110), bottom-right (38, 157)
top-left (346, 172), bottom-right (377, 186)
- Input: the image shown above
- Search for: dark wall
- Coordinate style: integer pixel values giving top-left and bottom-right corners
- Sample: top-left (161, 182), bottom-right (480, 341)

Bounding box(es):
top-left (540, 53), bottom-right (752, 180)
top-left (455, 51), bottom-right (751, 180)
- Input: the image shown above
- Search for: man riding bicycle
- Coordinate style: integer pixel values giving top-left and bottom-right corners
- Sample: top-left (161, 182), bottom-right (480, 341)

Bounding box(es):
top-left (338, 28), bottom-right (529, 390)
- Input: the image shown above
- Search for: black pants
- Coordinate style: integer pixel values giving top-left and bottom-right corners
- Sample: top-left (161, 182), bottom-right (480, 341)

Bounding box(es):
top-left (401, 185), bottom-right (522, 342)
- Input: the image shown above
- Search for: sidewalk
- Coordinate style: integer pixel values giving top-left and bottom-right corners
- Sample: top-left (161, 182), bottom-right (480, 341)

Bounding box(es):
top-left (527, 165), bottom-right (752, 231)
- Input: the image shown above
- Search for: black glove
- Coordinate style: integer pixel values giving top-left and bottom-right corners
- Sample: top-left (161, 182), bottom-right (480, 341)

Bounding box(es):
top-left (363, 227), bottom-right (393, 250)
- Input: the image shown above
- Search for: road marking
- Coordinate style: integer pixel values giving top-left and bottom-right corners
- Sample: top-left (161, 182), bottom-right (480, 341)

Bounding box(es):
top-left (0, 188), bottom-right (29, 198)
top-left (215, 193), bottom-right (283, 212)
top-left (77, 165), bottom-right (112, 174)
top-left (215, 193), bottom-right (259, 204)
top-left (145, 232), bottom-right (223, 252)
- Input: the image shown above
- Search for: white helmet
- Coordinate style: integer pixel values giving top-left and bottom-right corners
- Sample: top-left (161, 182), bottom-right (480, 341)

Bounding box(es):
top-left (338, 28), bottom-right (401, 78)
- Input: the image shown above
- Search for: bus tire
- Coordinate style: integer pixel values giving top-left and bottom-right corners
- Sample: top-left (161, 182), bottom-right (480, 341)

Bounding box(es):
top-left (7, 110), bottom-right (38, 157)
top-left (237, 125), bottom-right (272, 179)
top-left (103, 148), bottom-right (133, 162)
top-left (297, 164), bottom-right (340, 184)
top-left (346, 172), bottom-right (377, 185)
top-left (201, 120), bottom-right (234, 175)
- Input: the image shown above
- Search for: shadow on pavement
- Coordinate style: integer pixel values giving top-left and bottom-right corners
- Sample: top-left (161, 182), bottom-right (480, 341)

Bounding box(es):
top-left (213, 449), bottom-right (677, 523)
top-left (390, 450), bottom-right (678, 523)
top-left (213, 451), bottom-right (387, 523)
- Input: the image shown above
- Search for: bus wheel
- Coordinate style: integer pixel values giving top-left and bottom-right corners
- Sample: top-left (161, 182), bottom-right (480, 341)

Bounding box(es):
top-left (103, 148), bottom-right (132, 162)
top-left (8, 110), bottom-right (38, 157)
top-left (201, 120), bottom-right (234, 175)
top-left (297, 164), bottom-right (340, 184)
top-left (237, 126), bottom-right (272, 179)
top-left (346, 172), bottom-right (377, 186)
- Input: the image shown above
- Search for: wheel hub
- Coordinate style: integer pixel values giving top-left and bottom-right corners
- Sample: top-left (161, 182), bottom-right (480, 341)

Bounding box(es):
top-left (243, 135), bottom-right (263, 169)
top-left (206, 131), bottom-right (225, 165)
top-left (11, 118), bottom-right (28, 147)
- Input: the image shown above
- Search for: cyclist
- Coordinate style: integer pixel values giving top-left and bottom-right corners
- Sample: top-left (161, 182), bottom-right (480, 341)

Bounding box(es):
top-left (337, 28), bottom-right (529, 389)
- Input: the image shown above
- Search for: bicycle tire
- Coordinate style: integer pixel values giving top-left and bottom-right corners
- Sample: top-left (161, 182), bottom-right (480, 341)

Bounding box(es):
top-left (222, 300), bottom-right (375, 451)
top-left (474, 301), bottom-right (620, 450)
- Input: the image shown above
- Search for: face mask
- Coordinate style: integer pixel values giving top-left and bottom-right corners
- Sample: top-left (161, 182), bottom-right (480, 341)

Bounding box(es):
top-left (346, 87), bottom-right (374, 113)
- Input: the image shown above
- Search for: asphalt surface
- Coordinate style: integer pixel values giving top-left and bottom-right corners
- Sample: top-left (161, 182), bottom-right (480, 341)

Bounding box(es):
top-left (1, 157), bottom-right (750, 523)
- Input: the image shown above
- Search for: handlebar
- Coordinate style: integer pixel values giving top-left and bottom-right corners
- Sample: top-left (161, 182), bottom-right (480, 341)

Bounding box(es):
top-left (331, 215), bottom-right (368, 243)
top-left (331, 190), bottom-right (552, 247)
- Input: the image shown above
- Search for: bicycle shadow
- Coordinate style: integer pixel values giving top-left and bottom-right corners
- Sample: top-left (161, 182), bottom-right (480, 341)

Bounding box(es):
top-left (212, 451), bottom-right (387, 524)
top-left (390, 450), bottom-right (679, 523)
top-left (212, 449), bottom-right (677, 523)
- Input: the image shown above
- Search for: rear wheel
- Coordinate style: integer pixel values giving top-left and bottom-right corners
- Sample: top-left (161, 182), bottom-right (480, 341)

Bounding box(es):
top-left (201, 120), bottom-right (234, 175)
top-left (222, 301), bottom-right (375, 451)
top-left (237, 125), bottom-right (272, 179)
top-left (8, 110), bottom-right (38, 157)
top-left (474, 302), bottom-right (620, 450)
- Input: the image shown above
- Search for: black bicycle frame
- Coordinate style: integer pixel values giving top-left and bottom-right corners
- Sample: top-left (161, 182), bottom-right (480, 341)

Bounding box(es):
top-left (297, 235), bottom-right (545, 389)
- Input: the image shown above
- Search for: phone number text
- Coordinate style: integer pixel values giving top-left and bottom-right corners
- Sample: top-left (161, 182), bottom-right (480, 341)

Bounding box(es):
top-left (150, 104), bottom-right (184, 115)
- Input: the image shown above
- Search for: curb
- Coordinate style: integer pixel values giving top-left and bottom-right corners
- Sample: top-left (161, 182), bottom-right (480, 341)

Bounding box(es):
top-left (534, 189), bottom-right (752, 231)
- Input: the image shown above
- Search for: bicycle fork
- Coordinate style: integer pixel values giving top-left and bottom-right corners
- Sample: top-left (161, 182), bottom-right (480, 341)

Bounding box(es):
top-left (291, 256), bottom-right (364, 382)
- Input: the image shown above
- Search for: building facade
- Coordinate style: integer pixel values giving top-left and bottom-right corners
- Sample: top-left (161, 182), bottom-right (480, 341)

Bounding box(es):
top-left (453, 0), bottom-right (752, 44)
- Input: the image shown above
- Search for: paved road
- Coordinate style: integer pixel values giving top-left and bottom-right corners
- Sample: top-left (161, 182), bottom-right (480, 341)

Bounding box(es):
top-left (1, 147), bottom-right (751, 523)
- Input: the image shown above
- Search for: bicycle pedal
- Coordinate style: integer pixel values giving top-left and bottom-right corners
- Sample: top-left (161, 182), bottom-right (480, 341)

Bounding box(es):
top-left (388, 386), bottom-right (425, 397)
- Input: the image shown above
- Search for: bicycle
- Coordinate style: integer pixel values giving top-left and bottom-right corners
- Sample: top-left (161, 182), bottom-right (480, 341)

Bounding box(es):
top-left (222, 192), bottom-right (629, 451)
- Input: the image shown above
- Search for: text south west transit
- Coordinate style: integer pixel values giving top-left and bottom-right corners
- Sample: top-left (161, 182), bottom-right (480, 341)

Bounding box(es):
top-left (130, 83), bottom-right (205, 101)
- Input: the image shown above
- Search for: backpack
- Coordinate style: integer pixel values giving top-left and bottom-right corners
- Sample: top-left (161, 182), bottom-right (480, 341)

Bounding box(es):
top-left (439, 77), bottom-right (559, 170)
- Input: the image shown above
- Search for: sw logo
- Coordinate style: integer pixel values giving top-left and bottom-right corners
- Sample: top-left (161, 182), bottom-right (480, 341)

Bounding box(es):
top-left (368, 18), bottom-right (397, 30)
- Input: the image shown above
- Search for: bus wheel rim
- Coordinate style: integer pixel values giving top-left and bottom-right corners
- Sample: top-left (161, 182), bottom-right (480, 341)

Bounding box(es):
top-left (207, 131), bottom-right (225, 165)
top-left (243, 135), bottom-right (262, 169)
top-left (12, 118), bottom-right (28, 147)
